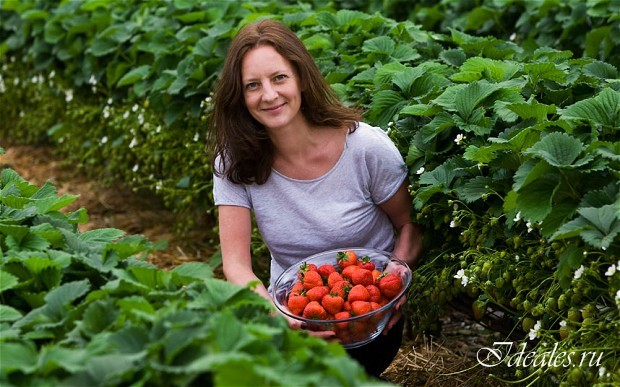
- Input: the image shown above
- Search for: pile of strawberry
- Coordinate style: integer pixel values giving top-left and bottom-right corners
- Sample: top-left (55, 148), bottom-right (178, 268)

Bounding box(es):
top-left (285, 250), bottom-right (404, 343)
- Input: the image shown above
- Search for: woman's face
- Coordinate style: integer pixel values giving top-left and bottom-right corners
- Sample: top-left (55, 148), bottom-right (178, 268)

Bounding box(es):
top-left (241, 45), bottom-right (304, 132)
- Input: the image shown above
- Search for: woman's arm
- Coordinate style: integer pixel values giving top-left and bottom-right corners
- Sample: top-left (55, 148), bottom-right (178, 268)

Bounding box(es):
top-left (218, 205), bottom-right (271, 300)
top-left (379, 181), bottom-right (424, 268)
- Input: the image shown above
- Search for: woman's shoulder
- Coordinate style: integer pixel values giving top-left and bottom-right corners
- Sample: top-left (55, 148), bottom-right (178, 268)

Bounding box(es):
top-left (347, 122), bottom-right (394, 148)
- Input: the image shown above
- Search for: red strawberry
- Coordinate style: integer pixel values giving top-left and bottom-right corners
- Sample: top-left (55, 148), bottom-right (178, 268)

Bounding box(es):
top-left (351, 268), bottom-right (374, 287)
top-left (347, 284), bottom-right (370, 302)
top-left (366, 284), bottom-right (382, 303)
top-left (330, 280), bottom-right (351, 299)
top-left (302, 270), bottom-right (324, 290)
top-left (327, 271), bottom-right (344, 288)
top-left (317, 264), bottom-right (336, 281)
top-left (378, 273), bottom-right (403, 298)
top-left (357, 255), bottom-right (375, 271)
top-left (341, 265), bottom-right (360, 281)
top-left (337, 250), bottom-right (357, 269)
top-left (291, 281), bottom-right (305, 295)
top-left (343, 300), bottom-right (352, 311)
top-left (371, 269), bottom-right (381, 284)
top-left (321, 293), bottom-right (345, 315)
top-left (297, 262), bottom-right (317, 279)
top-left (287, 293), bottom-right (309, 315)
top-left (351, 300), bottom-right (372, 316)
top-left (306, 285), bottom-right (329, 302)
top-left (302, 300), bottom-right (328, 320)
top-left (334, 311), bottom-right (351, 330)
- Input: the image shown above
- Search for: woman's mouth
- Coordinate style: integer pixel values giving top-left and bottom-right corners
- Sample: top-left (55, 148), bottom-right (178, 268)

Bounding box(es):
top-left (262, 103), bottom-right (286, 112)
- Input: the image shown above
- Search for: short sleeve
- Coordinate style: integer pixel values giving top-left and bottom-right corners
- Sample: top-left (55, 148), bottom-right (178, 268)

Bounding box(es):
top-left (363, 125), bottom-right (408, 204)
top-left (212, 156), bottom-right (252, 208)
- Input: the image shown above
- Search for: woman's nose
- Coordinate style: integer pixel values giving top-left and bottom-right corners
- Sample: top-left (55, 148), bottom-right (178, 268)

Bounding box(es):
top-left (262, 82), bottom-right (278, 101)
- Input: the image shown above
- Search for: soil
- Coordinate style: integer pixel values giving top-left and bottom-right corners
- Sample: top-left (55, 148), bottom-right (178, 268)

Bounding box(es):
top-left (1, 143), bottom-right (505, 386)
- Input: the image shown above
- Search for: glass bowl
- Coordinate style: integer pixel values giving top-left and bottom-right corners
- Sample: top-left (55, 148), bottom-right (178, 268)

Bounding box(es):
top-left (271, 247), bottom-right (412, 348)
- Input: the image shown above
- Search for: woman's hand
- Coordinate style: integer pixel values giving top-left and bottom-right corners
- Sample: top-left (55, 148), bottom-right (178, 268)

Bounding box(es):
top-left (382, 295), bottom-right (406, 335)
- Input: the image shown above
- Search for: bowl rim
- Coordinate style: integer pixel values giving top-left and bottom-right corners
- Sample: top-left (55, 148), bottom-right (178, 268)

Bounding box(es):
top-left (271, 247), bottom-right (412, 324)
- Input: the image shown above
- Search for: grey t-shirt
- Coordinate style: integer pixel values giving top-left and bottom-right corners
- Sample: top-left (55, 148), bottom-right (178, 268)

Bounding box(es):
top-left (213, 122), bottom-right (408, 287)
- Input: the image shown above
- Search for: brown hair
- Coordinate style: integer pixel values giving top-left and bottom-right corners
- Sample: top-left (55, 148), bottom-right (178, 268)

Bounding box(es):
top-left (208, 19), bottom-right (361, 185)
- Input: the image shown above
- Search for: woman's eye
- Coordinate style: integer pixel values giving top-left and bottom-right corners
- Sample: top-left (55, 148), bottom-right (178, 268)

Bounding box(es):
top-left (245, 82), bottom-right (258, 90)
top-left (274, 74), bottom-right (288, 82)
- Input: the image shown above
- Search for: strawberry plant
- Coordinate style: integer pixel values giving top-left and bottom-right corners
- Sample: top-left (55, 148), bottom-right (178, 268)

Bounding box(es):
top-left (0, 168), bottom-right (383, 385)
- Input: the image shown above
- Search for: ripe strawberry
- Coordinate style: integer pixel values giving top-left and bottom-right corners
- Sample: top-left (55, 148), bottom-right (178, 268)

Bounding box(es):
top-left (330, 280), bottom-right (351, 299)
top-left (334, 311), bottom-right (351, 331)
top-left (327, 271), bottom-right (344, 288)
top-left (337, 250), bottom-right (357, 269)
top-left (317, 264), bottom-right (336, 281)
top-left (357, 255), bottom-right (375, 271)
top-left (343, 301), bottom-right (352, 311)
top-left (297, 262), bottom-right (317, 279)
top-left (291, 281), bottom-right (305, 295)
top-left (366, 284), bottom-right (382, 303)
top-left (378, 273), bottom-right (402, 298)
top-left (287, 293), bottom-right (309, 315)
top-left (302, 301), bottom-right (328, 320)
top-left (306, 285), bottom-right (329, 302)
top-left (301, 270), bottom-right (324, 290)
top-left (348, 319), bottom-right (370, 340)
top-left (341, 265), bottom-right (360, 281)
top-left (321, 293), bottom-right (345, 315)
top-left (347, 284), bottom-right (370, 302)
top-left (351, 300), bottom-right (372, 316)
top-left (371, 269), bottom-right (381, 284)
top-left (351, 268), bottom-right (374, 287)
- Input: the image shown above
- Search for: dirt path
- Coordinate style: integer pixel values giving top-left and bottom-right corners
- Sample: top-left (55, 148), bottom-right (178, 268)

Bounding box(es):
top-left (1, 143), bottom-right (502, 386)
top-left (0, 143), bottom-right (213, 269)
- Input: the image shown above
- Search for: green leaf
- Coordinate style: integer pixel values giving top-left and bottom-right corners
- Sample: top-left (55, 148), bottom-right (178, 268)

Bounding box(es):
top-left (452, 57), bottom-right (519, 83)
top-left (593, 141), bottom-right (620, 162)
top-left (0, 270), bottom-right (19, 293)
top-left (45, 280), bottom-right (91, 317)
top-left (439, 48), bottom-right (466, 67)
top-left (583, 61), bottom-right (618, 79)
top-left (172, 262), bottom-right (214, 280)
top-left (0, 305), bottom-right (22, 322)
top-left (455, 81), bottom-right (499, 120)
top-left (540, 202), bottom-right (579, 237)
top-left (507, 101), bottom-right (555, 122)
top-left (455, 176), bottom-right (494, 203)
top-left (79, 228), bottom-right (125, 243)
top-left (556, 245), bottom-right (583, 290)
top-left (560, 87), bottom-right (620, 128)
top-left (513, 159), bottom-right (554, 191)
top-left (418, 158), bottom-right (467, 188)
top-left (523, 132), bottom-right (591, 168)
top-left (362, 36), bottom-right (395, 55)
top-left (81, 299), bottom-right (119, 337)
top-left (516, 175), bottom-right (560, 223)
top-left (117, 65), bottom-right (151, 87)
top-left (21, 9), bottom-right (49, 20)
top-left (421, 112), bottom-right (455, 142)
top-left (0, 342), bottom-right (37, 373)
top-left (577, 205), bottom-right (620, 249)
top-left (524, 62), bottom-right (566, 83)
top-left (366, 90), bottom-right (406, 127)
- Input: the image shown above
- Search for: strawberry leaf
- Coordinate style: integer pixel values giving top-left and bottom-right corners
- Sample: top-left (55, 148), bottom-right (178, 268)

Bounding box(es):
top-left (523, 132), bottom-right (592, 168)
top-left (560, 87), bottom-right (620, 128)
top-left (515, 175), bottom-right (560, 223)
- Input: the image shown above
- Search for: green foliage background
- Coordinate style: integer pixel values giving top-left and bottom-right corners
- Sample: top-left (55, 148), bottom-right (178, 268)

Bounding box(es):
top-left (1, 0), bottom-right (619, 385)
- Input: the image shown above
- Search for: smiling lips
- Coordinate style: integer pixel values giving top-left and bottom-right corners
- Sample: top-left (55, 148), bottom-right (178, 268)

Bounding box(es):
top-left (262, 103), bottom-right (286, 112)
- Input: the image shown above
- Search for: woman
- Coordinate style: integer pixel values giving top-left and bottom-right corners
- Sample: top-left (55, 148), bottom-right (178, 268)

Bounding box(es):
top-left (208, 19), bottom-right (423, 377)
